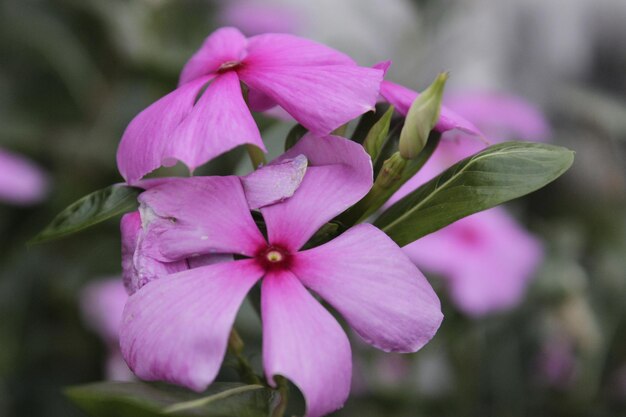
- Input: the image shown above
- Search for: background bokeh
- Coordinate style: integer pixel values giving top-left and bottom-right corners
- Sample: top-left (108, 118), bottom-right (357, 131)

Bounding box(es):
top-left (1, 0), bottom-right (625, 416)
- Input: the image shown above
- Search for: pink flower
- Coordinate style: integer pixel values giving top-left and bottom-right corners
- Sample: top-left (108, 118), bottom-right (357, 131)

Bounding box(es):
top-left (0, 148), bottom-right (48, 205)
top-left (388, 91), bottom-right (548, 316)
top-left (117, 27), bottom-right (383, 184)
top-left (80, 278), bottom-right (134, 381)
top-left (219, 2), bottom-right (302, 36)
top-left (119, 135), bottom-right (442, 417)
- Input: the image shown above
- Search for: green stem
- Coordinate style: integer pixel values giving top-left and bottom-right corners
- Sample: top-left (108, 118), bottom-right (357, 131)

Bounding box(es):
top-left (228, 329), bottom-right (261, 385)
top-left (271, 376), bottom-right (289, 417)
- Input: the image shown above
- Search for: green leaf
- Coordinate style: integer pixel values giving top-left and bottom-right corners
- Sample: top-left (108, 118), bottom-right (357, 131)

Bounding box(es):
top-left (65, 381), bottom-right (275, 417)
top-left (284, 124), bottom-right (308, 151)
top-left (363, 105), bottom-right (394, 161)
top-left (31, 184), bottom-right (141, 244)
top-left (375, 141), bottom-right (575, 246)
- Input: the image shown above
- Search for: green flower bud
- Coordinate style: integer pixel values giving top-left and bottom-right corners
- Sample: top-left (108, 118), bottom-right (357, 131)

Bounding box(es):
top-left (399, 72), bottom-right (448, 159)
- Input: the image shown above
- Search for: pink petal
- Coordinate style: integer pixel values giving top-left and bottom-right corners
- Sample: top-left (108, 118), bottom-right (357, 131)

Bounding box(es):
top-left (178, 27), bottom-right (248, 86)
top-left (379, 80), bottom-right (481, 135)
top-left (168, 71), bottom-right (265, 172)
top-left (121, 211), bottom-right (188, 295)
top-left (238, 65), bottom-right (382, 136)
top-left (262, 270), bottom-right (351, 417)
top-left (80, 278), bottom-right (128, 345)
top-left (120, 260), bottom-right (263, 391)
top-left (444, 91), bottom-right (551, 143)
top-left (0, 148), bottom-right (49, 205)
top-left (241, 154), bottom-right (308, 209)
top-left (293, 224), bottom-right (442, 352)
top-left (116, 76), bottom-right (212, 184)
top-left (260, 135), bottom-right (372, 251)
top-left (138, 176), bottom-right (265, 262)
top-left (402, 208), bottom-right (543, 316)
top-left (244, 33), bottom-right (356, 67)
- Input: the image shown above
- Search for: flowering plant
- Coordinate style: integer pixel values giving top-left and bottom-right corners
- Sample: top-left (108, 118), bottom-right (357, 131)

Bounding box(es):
top-left (35, 27), bottom-right (573, 417)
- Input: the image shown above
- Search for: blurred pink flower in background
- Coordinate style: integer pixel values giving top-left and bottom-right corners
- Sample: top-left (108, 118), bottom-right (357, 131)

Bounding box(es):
top-left (80, 278), bottom-right (133, 381)
top-left (219, 2), bottom-right (301, 36)
top-left (0, 148), bottom-right (48, 205)
top-left (389, 91), bottom-right (550, 316)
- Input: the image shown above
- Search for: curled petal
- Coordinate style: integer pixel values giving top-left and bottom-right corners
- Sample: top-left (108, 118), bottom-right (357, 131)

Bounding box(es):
top-left (179, 27), bottom-right (248, 86)
top-left (239, 65), bottom-right (382, 136)
top-left (120, 260), bottom-right (263, 391)
top-left (293, 224), bottom-right (443, 352)
top-left (380, 80), bottom-right (480, 135)
top-left (241, 154), bottom-right (308, 209)
top-left (261, 135), bottom-right (372, 251)
top-left (262, 270), bottom-right (351, 417)
top-left (138, 176), bottom-right (265, 261)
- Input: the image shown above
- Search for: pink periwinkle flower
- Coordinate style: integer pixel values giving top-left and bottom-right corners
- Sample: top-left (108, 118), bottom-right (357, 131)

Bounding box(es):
top-left (117, 27), bottom-right (383, 184)
top-left (386, 90), bottom-right (549, 316)
top-left (0, 148), bottom-right (48, 205)
top-left (119, 135), bottom-right (442, 417)
top-left (80, 278), bottom-right (134, 381)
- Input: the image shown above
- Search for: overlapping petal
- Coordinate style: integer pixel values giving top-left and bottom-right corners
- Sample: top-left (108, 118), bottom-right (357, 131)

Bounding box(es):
top-left (293, 224), bottom-right (443, 352)
top-left (138, 176), bottom-right (265, 261)
top-left (168, 71), bottom-right (265, 173)
top-left (261, 135), bottom-right (372, 251)
top-left (116, 76), bottom-right (212, 184)
top-left (241, 154), bottom-right (308, 209)
top-left (262, 270), bottom-right (351, 417)
top-left (238, 65), bottom-right (382, 135)
top-left (379, 79), bottom-right (480, 135)
top-left (179, 27), bottom-right (248, 86)
top-left (120, 260), bottom-right (263, 391)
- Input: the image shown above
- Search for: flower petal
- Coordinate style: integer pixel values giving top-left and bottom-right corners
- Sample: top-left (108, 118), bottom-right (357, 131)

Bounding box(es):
top-left (138, 176), bottom-right (265, 261)
top-left (179, 27), bottom-right (248, 86)
top-left (80, 278), bottom-right (127, 345)
top-left (116, 76), bottom-right (212, 184)
top-left (121, 211), bottom-right (188, 294)
top-left (260, 135), bottom-right (372, 251)
top-left (168, 71), bottom-right (265, 172)
top-left (120, 260), bottom-right (263, 391)
top-left (293, 224), bottom-right (443, 353)
top-left (402, 207), bottom-right (543, 316)
top-left (245, 33), bottom-right (356, 67)
top-left (0, 148), bottom-right (49, 205)
top-left (241, 154), bottom-right (308, 209)
top-left (380, 80), bottom-right (481, 135)
top-left (262, 270), bottom-right (351, 417)
top-left (239, 65), bottom-right (382, 135)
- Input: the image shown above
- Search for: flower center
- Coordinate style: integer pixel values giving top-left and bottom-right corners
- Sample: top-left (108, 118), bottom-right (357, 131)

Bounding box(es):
top-left (257, 245), bottom-right (291, 271)
top-left (218, 60), bottom-right (242, 73)
top-left (266, 250), bottom-right (284, 263)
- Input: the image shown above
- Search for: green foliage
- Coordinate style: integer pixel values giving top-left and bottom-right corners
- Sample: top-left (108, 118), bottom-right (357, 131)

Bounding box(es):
top-left (65, 381), bottom-right (275, 417)
top-left (31, 185), bottom-right (141, 244)
top-left (363, 106), bottom-right (394, 161)
top-left (375, 142), bottom-right (575, 246)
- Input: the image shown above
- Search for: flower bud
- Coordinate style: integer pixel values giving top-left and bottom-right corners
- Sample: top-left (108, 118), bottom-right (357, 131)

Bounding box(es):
top-left (399, 72), bottom-right (448, 159)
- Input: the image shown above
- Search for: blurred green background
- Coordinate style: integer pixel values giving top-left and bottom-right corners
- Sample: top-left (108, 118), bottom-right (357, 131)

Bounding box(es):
top-left (1, 0), bottom-right (625, 416)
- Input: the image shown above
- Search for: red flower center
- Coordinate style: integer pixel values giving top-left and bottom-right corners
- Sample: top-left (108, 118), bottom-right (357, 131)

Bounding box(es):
top-left (256, 245), bottom-right (292, 271)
